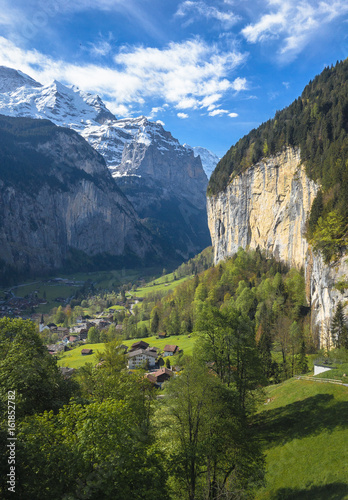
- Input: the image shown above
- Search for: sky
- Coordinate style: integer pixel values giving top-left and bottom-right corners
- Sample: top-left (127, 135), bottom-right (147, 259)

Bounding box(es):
top-left (0, 0), bottom-right (347, 157)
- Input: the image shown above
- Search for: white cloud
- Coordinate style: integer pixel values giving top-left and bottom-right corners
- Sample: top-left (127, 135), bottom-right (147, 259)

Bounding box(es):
top-left (176, 1), bottom-right (240, 28)
top-left (241, 0), bottom-right (348, 61)
top-left (208, 108), bottom-right (229, 116)
top-left (228, 112), bottom-right (238, 117)
top-left (156, 119), bottom-right (165, 126)
top-left (231, 77), bottom-right (248, 91)
top-left (0, 36), bottom-right (248, 117)
top-left (177, 112), bottom-right (189, 119)
top-left (105, 102), bottom-right (130, 117)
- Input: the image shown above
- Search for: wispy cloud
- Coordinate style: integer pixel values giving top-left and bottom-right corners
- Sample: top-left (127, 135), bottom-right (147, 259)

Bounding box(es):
top-left (0, 36), bottom-right (248, 118)
top-left (177, 112), bottom-right (189, 119)
top-left (241, 0), bottom-right (348, 61)
top-left (88, 40), bottom-right (112, 58)
top-left (176, 1), bottom-right (240, 27)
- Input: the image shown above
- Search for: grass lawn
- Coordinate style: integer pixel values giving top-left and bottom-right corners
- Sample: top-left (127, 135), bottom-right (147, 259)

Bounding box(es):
top-left (254, 378), bottom-right (348, 499)
top-left (122, 334), bottom-right (195, 356)
top-left (57, 343), bottom-right (105, 369)
top-left (314, 362), bottom-right (348, 382)
top-left (58, 334), bottom-right (196, 369)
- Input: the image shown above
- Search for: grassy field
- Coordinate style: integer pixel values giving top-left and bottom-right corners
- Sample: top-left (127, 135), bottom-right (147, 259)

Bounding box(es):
top-left (57, 343), bottom-right (105, 369)
top-left (131, 274), bottom-right (193, 298)
top-left (254, 378), bottom-right (348, 499)
top-left (58, 334), bottom-right (195, 369)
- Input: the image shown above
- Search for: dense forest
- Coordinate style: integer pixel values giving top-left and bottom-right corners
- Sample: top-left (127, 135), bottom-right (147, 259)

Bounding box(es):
top-left (208, 59), bottom-right (348, 262)
top-left (125, 248), bottom-right (312, 381)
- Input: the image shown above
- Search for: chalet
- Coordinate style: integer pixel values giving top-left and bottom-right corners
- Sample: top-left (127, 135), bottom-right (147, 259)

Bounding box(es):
top-left (126, 348), bottom-right (157, 369)
top-left (163, 344), bottom-right (179, 357)
top-left (157, 332), bottom-right (166, 339)
top-left (146, 367), bottom-right (174, 388)
top-left (129, 340), bottom-right (149, 352)
top-left (81, 349), bottom-right (93, 356)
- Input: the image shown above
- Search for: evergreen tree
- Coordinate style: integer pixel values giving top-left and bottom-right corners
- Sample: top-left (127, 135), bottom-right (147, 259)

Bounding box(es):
top-left (331, 302), bottom-right (348, 348)
top-left (151, 310), bottom-right (160, 334)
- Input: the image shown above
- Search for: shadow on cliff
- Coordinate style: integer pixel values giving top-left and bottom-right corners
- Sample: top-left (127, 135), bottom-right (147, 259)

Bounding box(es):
top-left (253, 393), bottom-right (348, 448)
top-left (271, 482), bottom-right (348, 500)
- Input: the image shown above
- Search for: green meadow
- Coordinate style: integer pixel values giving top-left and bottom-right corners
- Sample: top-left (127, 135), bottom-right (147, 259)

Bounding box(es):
top-left (58, 334), bottom-right (195, 369)
top-left (254, 378), bottom-right (348, 500)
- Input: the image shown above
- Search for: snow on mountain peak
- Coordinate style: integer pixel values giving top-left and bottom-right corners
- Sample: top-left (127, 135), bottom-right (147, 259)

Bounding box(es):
top-left (0, 66), bottom-right (214, 180)
top-left (0, 66), bottom-right (42, 93)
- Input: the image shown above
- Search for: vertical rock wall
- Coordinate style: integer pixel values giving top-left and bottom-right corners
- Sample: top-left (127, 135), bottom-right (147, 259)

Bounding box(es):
top-left (207, 147), bottom-right (348, 346)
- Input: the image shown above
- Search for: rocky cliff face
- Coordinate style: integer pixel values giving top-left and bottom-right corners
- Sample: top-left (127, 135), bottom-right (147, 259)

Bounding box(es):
top-left (207, 146), bottom-right (348, 345)
top-left (0, 115), bottom-right (157, 276)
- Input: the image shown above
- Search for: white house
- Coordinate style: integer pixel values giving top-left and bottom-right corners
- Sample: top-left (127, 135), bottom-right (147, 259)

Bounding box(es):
top-left (314, 364), bottom-right (333, 376)
top-left (126, 348), bottom-right (157, 369)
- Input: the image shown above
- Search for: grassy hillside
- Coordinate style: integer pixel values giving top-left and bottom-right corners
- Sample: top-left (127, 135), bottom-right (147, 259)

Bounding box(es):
top-left (254, 378), bottom-right (348, 499)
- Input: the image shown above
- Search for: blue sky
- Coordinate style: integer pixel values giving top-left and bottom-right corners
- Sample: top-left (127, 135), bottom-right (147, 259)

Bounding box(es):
top-left (0, 0), bottom-right (347, 157)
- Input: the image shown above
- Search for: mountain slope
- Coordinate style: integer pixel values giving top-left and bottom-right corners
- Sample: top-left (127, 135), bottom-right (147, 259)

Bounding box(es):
top-left (0, 114), bottom-right (158, 281)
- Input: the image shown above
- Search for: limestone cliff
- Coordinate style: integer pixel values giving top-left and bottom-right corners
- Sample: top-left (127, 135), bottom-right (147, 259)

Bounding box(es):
top-left (0, 115), bottom-right (158, 277)
top-left (207, 146), bottom-right (348, 345)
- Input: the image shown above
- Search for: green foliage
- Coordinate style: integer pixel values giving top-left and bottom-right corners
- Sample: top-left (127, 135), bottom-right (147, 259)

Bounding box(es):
top-left (195, 303), bottom-right (263, 411)
top-left (331, 302), bottom-right (348, 349)
top-left (143, 248), bottom-right (309, 383)
top-left (0, 318), bottom-right (76, 419)
top-left (311, 210), bottom-right (347, 263)
top-left (16, 398), bottom-right (166, 500)
top-left (157, 359), bottom-right (264, 500)
top-left (87, 326), bottom-right (100, 343)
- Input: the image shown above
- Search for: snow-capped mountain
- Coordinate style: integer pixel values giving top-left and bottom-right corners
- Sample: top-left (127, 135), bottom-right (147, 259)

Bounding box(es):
top-left (0, 66), bottom-right (212, 259)
top-left (184, 145), bottom-right (220, 179)
top-left (0, 67), bottom-right (115, 129)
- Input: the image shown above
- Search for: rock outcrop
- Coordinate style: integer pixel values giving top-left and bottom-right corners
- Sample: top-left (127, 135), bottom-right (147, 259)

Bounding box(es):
top-left (207, 146), bottom-right (348, 345)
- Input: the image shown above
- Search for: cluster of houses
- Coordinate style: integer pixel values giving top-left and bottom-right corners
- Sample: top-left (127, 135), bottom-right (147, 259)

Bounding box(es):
top-left (126, 340), bottom-right (180, 369)
top-left (0, 295), bottom-right (48, 318)
top-left (124, 340), bottom-right (180, 388)
top-left (43, 315), bottom-right (115, 354)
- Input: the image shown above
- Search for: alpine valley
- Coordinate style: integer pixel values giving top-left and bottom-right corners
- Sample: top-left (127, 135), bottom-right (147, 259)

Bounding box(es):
top-left (0, 67), bottom-right (216, 271)
top-left (0, 47), bottom-right (348, 500)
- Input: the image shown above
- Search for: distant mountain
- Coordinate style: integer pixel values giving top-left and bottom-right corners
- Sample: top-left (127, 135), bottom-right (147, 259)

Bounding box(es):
top-left (184, 145), bottom-right (220, 179)
top-left (0, 114), bottom-right (159, 282)
top-left (0, 66), bottom-right (211, 260)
